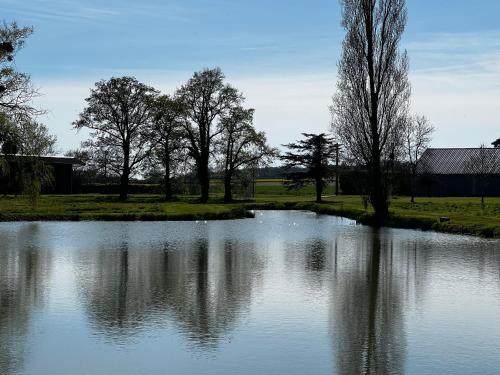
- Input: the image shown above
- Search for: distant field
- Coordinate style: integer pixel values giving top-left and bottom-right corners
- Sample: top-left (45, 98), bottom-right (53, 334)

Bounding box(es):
top-left (209, 178), bottom-right (338, 197)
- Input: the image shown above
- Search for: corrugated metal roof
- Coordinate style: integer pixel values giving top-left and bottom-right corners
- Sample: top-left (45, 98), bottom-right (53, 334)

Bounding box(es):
top-left (418, 148), bottom-right (500, 175)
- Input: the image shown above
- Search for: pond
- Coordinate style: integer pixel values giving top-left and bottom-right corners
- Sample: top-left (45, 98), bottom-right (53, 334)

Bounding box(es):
top-left (0, 211), bottom-right (499, 375)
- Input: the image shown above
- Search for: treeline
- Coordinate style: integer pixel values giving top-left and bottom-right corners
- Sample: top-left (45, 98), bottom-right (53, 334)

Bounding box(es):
top-left (0, 14), bottom-right (436, 214)
top-left (70, 69), bottom-right (277, 202)
top-left (0, 4), bottom-right (437, 220)
top-left (10, 0), bottom-right (499, 221)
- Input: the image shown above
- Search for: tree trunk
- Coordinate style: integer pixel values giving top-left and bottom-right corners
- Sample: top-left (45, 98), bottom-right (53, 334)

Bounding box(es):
top-left (370, 159), bottom-right (389, 224)
top-left (164, 150), bottom-right (172, 201)
top-left (366, 6), bottom-right (388, 223)
top-left (223, 172), bottom-right (233, 203)
top-left (197, 156), bottom-right (210, 203)
top-left (119, 169), bottom-right (129, 201)
top-left (120, 142), bottom-right (130, 201)
top-left (410, 173), bottom-right (415, 204)
top-left (315, 177), bottom-right (323, 203)
top-left (164, 169), bottom-right (172, 201)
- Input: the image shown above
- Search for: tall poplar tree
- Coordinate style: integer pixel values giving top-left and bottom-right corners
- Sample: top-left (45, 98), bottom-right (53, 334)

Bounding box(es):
top-left (331, 0), bottom-right (410, 221)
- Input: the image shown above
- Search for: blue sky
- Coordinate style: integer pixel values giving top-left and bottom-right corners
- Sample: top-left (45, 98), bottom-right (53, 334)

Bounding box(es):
top-left (3, 0), bottom-right (500, 151)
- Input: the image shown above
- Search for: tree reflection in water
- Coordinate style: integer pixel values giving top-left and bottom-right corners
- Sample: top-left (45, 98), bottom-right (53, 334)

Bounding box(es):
top-left (0, 224), bottom-right (52, 375)
top-left (1, 214), bottom-right (499, 374)
top-left (330, 230), bottom-right (408, 375)
top-left (77, 229), bottom-right (263, 350)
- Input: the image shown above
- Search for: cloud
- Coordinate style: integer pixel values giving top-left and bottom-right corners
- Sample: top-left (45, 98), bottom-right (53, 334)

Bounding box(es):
top-left (5, 0), bottom-right (195, 25)
top-left (407, 31), bottom-right (500, 147)
top-left (31, 28), bottom-right (500, 152)
top-left (407, 31), bottom-right (500, 76)
top-left (7, 2), bottom-right (121, 23)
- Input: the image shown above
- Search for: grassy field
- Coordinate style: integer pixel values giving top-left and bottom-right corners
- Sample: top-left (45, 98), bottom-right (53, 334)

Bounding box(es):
top-left (0, 194), bottom-right (249, 221)
top-left (0, 179), bottom-right (499, 238)
top-left (208, 178), bottom-right (337, 196)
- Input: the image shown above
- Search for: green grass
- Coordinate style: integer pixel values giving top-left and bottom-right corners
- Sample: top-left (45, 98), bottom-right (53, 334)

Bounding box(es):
top-left (0, 180), bottom-right (499, 238)
top-left (209, 178), bottom-right (337, 196)
top-left (0, 194), bottom-right (249, 221)
top-left (248, 195), bottom-right (500, 238)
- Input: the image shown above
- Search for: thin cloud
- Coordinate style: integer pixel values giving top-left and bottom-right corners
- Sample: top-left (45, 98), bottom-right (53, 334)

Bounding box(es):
top-left (6, 1), bottom-right (194, 25)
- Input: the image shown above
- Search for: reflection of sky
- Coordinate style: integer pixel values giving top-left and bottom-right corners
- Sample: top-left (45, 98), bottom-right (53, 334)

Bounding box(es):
top-left (0, 212), bottom-right (499, 374)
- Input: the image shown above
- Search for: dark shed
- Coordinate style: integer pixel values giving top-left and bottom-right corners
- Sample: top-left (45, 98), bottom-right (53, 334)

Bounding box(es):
top-left (416, 148), bottom-right (500, 197)
top-left (0, 155), bottom-right (83, 195)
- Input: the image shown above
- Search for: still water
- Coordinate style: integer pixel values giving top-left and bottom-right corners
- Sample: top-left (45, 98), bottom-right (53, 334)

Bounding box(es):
top-left (0, 211), bottom-right (499, 375)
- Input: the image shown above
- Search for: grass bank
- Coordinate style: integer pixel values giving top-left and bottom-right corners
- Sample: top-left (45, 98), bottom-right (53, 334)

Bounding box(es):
top-left (248, 195), bottom-right (500, 238)
top-left (0, 194), bottom-right (499, 238)
top-left (0, 195), bottom-right (251, 222)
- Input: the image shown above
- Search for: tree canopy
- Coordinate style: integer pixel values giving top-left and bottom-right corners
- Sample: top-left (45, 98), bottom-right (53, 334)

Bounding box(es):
top-left (0, 22), bottom-right (41, 119)
top-left (176, 67), bottom-right (242, 202)
top-left (217, 106), bottom-right (275, 202)
top-left (74, 76), bottom-right (158, 200)
top-left (282, 133), bottom-right (336, 203)
top-left (148, 95), bottom-right (187, 200)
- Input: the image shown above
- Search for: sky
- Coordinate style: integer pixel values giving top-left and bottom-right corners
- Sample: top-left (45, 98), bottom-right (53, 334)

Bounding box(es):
top-left (2, 0), bottom-right (500, 153)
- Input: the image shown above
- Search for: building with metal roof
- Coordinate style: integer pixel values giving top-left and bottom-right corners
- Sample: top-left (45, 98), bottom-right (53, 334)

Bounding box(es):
top-left (0, 154), bottom-right (84, 194)
top-left (416, 148), bottom-right (500, 197)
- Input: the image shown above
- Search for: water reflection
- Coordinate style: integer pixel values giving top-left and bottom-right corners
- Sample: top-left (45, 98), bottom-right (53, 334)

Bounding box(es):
top-left (330, 230), bottom-right (407, 375)
top-left (0, 214), bottom-right (499, 375)
top-left (77, 228), bottom-right (263, 350)
top-left (0, 224), bottom-right (52, 375)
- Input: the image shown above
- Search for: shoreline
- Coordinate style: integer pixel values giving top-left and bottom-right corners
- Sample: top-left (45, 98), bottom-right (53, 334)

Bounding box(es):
top-left (246, 202), bottom-right (500, 239)
top-left (0, 206), bottom-right (254, 222)
top-left (1, 199), bottom-right (499, 239)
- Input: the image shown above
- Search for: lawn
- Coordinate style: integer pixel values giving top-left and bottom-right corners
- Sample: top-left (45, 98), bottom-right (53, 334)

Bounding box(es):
top-left (0, 194), bottom-right (248, 221)
top-left (0, 180), bottom-right (499, 238)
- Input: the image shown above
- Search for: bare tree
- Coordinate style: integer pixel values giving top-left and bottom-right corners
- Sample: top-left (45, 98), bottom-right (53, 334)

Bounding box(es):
top-left (74, 77), bottom-right (158, 200)
top-left (216, 106), bottom-right (275, 202)
top-left (176, 68), bottom-right (242, 203)
top-left (149, 95), bottom-right (187, 201)
top-left (331, 0), bottom-right (410, 222)
top-left (464, 145), bottom-right (499, 207)
top-left (404, 115), bottom-right (434, 203)
top-left (0, 22), bottom-right (42, 118)
top-left (281, 133), bottom-right (337, 203)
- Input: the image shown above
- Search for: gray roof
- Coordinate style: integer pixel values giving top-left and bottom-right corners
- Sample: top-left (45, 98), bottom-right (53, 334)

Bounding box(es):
top-left (418, 148), bottom-right (500, 175)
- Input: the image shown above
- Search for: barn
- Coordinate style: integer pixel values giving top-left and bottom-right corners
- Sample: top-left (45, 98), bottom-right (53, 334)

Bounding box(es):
top-left (0, 155), bottom-right (83, 195)
top-left (416, 148), bottom-right (500, 197)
